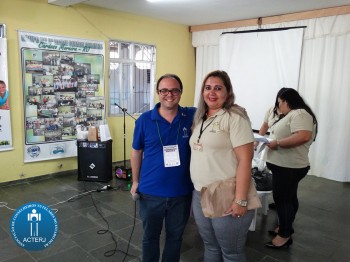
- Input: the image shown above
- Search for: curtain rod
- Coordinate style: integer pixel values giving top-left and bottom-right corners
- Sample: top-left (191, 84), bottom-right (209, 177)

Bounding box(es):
top-left (190, 5), bottom-right (350, 32)
top-left (221, 26), bottom-right (307, 35)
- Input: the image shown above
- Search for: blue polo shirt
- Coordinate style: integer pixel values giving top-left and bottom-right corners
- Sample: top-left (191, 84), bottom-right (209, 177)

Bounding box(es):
top-left (132, 103), bottom-right (195, 197)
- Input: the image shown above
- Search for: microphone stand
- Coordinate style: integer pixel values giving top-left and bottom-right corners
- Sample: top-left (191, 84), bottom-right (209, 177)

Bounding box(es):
top-left (114, 103), bottom-right (136, 181)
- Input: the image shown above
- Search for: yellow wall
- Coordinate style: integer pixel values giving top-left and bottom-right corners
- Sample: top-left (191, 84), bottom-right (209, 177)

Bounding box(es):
top-left (0, 0), bottom-right (195, 183)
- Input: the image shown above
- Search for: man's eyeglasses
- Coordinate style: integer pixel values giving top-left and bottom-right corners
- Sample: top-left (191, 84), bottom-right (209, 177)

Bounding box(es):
top-left (158, 89), bottom-right (182, 96)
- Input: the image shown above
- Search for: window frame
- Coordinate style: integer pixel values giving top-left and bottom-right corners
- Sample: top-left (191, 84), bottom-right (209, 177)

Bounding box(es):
top-left (108, 40), bottom-right (156, 116)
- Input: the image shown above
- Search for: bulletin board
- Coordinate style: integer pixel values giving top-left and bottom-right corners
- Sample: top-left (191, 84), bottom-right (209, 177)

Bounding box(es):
top-left (19, 31), bottom-right (105, 162)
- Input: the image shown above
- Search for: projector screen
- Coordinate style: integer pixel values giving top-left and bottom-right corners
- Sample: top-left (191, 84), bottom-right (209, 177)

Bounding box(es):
top-left (219, 27), bottom-right (304, 131)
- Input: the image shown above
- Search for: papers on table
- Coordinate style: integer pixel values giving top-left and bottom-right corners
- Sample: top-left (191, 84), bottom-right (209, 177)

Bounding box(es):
top-left (254, 133), bottom-right (272, 153)
top-left (254, 133), bottom-right (271, 143)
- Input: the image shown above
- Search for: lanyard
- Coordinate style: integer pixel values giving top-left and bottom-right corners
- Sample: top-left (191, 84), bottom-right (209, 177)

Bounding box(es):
top-left (197, 115), bottom-right (217, 143)
top-left (156, 119), bottom-right (181, 147)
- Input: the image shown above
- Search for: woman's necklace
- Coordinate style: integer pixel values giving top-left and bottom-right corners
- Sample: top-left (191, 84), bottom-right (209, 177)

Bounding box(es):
top-left (206, 109), bottom-right (219, 118)
top-left (197, 115), bottom-right (217, 143)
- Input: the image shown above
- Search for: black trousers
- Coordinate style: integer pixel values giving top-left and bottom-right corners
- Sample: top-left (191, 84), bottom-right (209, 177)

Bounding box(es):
top-left (266, 162), bottom-right (310, 238)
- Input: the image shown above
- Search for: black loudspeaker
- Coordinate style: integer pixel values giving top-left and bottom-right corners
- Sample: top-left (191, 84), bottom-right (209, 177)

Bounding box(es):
top-left (77, 140), bottom-right (112, 182)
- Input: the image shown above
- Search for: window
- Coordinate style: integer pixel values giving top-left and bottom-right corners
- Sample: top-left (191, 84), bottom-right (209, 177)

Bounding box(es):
top-left (109, 40), bottom-right (156, 116)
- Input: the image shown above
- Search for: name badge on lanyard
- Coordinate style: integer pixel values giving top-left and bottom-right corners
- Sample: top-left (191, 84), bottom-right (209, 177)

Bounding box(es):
top-left (163, 144), bottom-right (181, 167)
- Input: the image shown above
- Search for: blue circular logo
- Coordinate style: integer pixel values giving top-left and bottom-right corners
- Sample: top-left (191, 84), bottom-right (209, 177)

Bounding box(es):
top-left (27, 146), bottom-right (41, 158)
top-left (10, 202), bottom-right (58, 251)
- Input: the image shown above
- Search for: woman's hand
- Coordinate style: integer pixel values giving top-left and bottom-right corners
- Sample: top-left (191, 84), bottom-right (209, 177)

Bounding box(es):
top-left (225, 202), bottom-right (248, 218)
top-left (267, 131), bottom-right (312, 150)
top-left (267, 140), bottom-right (279, 150)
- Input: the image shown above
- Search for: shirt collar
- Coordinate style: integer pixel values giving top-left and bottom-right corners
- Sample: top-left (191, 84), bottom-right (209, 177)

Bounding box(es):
top-left (207, 108), bottom-right (225, 118)
top-left (151, 102), bottom-right (184, 122)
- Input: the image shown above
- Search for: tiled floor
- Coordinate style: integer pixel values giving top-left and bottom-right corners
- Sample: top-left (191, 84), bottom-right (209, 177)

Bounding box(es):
top-left (0, 170), bottom-right (349, 262)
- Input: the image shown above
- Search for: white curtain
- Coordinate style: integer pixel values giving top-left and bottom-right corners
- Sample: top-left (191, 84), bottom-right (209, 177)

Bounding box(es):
top-left (192, 14), bottom-right (350, 182)
top-left (219, 28), bottom-right (304, 130)
top-left (194, 45), bottom-right (219, 104)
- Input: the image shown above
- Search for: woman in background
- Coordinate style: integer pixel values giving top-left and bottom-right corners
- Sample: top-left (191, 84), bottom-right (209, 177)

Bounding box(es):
top-left (265, 88), bottom-right (318, 249)
top-left (254, 87), bottom-right (288, 150)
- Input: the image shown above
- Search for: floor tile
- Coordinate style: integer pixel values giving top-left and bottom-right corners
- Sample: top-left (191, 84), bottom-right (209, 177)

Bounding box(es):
top-left (1, 173), bottom-right (350, 262)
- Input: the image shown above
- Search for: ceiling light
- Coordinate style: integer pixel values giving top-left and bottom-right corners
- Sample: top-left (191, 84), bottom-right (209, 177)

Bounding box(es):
top-left (146, 0), bottom-right (183, 2)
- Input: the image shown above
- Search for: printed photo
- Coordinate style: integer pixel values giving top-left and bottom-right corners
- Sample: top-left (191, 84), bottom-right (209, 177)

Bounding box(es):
top-left (25, 60), bottom-right (43, 73)
top-left (42, 52), bottom-right (60, 66)
top-left (87, 74), bottom-right (100, 84)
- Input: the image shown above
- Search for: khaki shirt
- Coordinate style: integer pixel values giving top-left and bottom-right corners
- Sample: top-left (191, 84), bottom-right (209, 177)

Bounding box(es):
top-left (265, 109), bottom-right (315, 168)
top-left (190, 109), bottom-right (254, 191)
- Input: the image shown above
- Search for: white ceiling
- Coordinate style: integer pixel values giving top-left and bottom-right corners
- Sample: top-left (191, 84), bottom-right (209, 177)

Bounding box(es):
top-left (49, 0), bottom-right (350, 26)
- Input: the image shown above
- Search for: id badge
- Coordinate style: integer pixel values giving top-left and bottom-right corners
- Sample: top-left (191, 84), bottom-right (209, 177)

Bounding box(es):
top-left (163, 145), bottom-right (181, 167)
top-left (193, 142), bottom-right (203, 152)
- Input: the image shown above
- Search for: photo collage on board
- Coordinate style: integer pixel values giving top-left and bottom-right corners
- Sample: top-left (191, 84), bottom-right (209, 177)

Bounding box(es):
top-left (24, 51), bottom-right (105, 144)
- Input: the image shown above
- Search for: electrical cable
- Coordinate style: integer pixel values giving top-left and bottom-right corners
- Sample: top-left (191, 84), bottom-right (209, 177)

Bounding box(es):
top-left (0, 181), bottom-right (140, 261)
top-left (0, 202), bottom-right (16, 211)
top-left (48, 189), bottom-right (98, 213)
top-left (84, 181), bottom-right (140, 261)
top-left (120, 200), bottom-right (138, 261)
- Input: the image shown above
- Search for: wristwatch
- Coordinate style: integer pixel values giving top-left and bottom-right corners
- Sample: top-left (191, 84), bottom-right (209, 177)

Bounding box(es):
top-left (235, 199), bottom-right (248, 207)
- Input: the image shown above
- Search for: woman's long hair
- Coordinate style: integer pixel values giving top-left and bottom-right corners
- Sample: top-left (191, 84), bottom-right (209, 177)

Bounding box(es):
top-left (278, 88), bottom-right (318, 140)
top-left (193, 70), bottom-right (247, 127)
top-left (272, 87), bottom-right (288, 117)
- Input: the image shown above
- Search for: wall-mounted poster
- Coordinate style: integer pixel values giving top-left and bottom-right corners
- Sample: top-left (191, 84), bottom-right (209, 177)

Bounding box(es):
top-left (18, 31), bottom-right (105, 162)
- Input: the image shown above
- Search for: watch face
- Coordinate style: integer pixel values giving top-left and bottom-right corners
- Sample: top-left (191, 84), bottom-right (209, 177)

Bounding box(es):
top-left (237, 200), bottom-right (248, 206)
top-left (241, 201), bottom-right (248, 207)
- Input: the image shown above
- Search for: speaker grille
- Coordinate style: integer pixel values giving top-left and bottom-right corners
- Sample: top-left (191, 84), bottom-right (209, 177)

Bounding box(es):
top-left (77, 140), bottom-right (112, 182)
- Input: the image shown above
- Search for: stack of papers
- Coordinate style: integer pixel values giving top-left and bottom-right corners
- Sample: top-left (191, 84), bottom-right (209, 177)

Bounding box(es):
top-left (254, 133), bottom-right (272, 153)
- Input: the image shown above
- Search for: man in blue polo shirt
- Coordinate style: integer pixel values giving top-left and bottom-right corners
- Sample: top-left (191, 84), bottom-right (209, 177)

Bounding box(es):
top-left (130, 73), bottom-right (195, 262)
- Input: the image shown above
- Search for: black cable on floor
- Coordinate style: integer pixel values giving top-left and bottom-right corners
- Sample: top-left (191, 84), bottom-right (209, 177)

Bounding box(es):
top-left (85, 182), bottom-right (140, 261)
top-left (121, 200), bottom-right (138, 262)
top-left (1, 180), bottom-right (140, 260)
